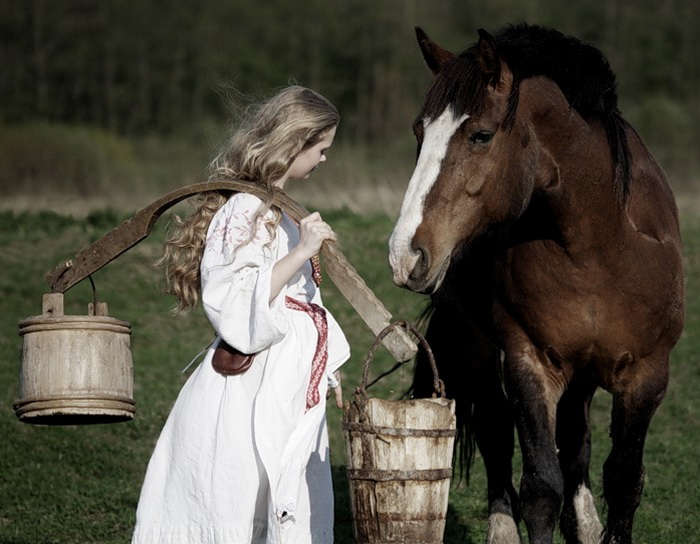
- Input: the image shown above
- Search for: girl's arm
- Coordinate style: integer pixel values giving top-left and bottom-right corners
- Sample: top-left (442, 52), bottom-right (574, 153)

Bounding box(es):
top-left (269, 212), bottom-right (336, 301)
top-left (201, 194), bottom-right (287, 354)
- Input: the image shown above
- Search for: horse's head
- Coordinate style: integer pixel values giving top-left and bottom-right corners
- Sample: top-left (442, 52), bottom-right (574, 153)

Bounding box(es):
top-left (389, 28), bottom-right (557, 293)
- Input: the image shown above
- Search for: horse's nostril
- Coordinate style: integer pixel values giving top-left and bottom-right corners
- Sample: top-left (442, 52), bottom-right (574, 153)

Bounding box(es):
top-left (409, 247), bottom-right (430, 281)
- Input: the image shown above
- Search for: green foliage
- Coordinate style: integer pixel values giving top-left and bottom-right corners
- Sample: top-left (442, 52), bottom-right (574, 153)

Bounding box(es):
top-left (0, 123), bottom-right (138, 196)
top-left (2, 0), bottom-right (699, 195)
top-left (0, 124), bottom-right (215, 209)
top-left (1, 0), bottom-right (699, 185)
top-left (1, 207), bottom-right (700, 542)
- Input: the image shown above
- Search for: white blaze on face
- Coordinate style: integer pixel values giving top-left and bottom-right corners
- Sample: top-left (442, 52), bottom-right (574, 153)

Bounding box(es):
top-left (389, 107), bottom-right (469, 284)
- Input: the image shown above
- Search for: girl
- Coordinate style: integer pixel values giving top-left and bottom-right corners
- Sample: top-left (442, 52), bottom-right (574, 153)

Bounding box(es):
top-left (132, 86), bottom-right (350, 544)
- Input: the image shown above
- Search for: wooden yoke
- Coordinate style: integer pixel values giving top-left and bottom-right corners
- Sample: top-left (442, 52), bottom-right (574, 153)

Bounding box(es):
top-left (46, 180), bottom-right (417, 362)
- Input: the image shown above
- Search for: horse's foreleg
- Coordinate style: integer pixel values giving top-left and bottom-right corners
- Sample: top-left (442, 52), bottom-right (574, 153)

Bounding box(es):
top-left (556, 379), bottom-right (603, 544)
top-left (473, 352), bottom-right (521, 544)
top-left (602, 354), bottom-right (669, 544)
top-left (503, 344), bottom-right (564, 544)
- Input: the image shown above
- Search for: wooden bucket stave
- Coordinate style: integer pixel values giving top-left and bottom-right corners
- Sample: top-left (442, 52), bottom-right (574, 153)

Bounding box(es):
top-left (14, 293), bottom-right (135, 425)
top-left (343, 321), bottom-right (456, 544)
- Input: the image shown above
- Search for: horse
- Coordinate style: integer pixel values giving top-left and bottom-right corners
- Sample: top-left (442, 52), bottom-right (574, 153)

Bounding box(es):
top-left (388, 24), bottom-right (684, 544)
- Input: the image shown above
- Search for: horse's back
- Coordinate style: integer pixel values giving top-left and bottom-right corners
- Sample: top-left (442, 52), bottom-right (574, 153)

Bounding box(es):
top-left (625, 121), bottom-right (683, 248)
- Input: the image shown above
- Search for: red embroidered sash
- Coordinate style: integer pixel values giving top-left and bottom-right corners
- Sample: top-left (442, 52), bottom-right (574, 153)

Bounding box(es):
top-left (285, 296), bottom-right (328, 411)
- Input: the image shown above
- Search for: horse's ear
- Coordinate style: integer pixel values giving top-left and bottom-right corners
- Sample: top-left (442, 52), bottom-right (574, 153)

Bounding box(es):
top-left (476, 28), bottom-right (501, 82)
top-left (416, 27), bottom-right (455, 74)
top-left (476, 28), bottom-right (513, 92)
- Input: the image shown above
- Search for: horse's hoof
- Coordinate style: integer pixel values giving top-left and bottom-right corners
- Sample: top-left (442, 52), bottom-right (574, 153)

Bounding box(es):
top-left (486, 512), bottom-right (522, 544)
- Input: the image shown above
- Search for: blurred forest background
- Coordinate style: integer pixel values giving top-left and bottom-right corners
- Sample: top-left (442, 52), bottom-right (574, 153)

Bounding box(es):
top-left (0, 0), bottom-right (698, 215)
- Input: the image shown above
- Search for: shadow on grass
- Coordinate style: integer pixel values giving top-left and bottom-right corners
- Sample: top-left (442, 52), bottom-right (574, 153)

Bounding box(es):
top-left (332, 465), bottom-right (476, 544)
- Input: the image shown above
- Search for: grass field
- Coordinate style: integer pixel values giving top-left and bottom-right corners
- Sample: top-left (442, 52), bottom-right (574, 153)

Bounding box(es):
top-left (1, 197), bottom-right (699, 543)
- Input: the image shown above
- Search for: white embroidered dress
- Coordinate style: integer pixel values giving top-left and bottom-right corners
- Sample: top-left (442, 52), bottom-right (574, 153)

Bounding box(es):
top-left (132, 193), bottom-right (350, 544)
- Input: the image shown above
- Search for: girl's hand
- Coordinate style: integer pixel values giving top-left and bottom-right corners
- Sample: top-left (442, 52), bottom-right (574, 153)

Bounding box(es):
top-left (269, 212), bottom-right (337, 301)
top-left (327, 370), bottom-right (343, 409)
top-left (297, 212), bottom-right (337, 260)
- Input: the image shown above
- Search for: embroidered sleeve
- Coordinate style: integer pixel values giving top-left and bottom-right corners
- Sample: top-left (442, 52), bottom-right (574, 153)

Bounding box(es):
top-left (203, 198), bottom-right (272, 262)
top-left (200, 193), bottom-right (288, 353)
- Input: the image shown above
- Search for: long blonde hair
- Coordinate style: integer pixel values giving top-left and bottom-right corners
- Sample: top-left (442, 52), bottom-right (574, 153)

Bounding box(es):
top-left (158, 86), bottom-right (339, 313)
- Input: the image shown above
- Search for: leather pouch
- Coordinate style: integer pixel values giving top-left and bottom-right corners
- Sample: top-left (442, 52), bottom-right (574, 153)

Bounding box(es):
top-left (212, 340), bottom-right (256, 376)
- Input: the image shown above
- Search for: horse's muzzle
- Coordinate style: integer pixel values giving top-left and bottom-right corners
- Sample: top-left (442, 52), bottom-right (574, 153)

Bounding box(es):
top-left (391, 246), bottom-right (449, 294)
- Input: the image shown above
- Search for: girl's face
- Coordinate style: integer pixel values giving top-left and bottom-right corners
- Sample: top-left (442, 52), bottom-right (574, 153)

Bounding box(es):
top-left (278, 127), bottom-right (336, 187)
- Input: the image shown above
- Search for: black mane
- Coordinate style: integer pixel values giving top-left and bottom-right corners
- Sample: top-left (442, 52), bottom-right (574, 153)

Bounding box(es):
top-left (420, 24), bottom-right (631, 200)
top-left (493, 24), bottom-right (620, 122)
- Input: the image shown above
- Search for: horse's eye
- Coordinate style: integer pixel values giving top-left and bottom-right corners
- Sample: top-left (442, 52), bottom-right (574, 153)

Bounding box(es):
top-left (470, 131), bottom-right (493, 145)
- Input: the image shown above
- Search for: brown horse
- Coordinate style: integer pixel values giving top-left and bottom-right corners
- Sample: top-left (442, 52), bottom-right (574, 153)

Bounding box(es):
top-left (389, 25), bottom-right (684, 544)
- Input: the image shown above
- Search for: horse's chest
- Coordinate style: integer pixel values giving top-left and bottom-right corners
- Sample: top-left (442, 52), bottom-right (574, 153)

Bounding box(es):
top-left (497, 246), bottom-right (650, 351)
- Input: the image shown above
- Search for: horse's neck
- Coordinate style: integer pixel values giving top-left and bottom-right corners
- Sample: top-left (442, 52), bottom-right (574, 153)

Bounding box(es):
top-left (537, 124), bottom-right (625, 253)
top-left (517, 78), bottom-right (624, 250)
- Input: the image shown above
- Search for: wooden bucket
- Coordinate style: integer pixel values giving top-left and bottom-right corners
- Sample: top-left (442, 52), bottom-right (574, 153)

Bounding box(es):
top-left (343, 322), bottom-right (456, 544)
top-left (13, 293), bottom-right (135, 425)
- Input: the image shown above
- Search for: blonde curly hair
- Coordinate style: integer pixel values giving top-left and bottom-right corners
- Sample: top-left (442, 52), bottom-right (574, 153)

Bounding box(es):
top-left (157, 86), bottom-right (339, 313)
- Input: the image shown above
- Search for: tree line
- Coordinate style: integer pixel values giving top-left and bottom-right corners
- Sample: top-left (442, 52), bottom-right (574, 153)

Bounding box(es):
top-left (1, 0), bottom-right (698, 180)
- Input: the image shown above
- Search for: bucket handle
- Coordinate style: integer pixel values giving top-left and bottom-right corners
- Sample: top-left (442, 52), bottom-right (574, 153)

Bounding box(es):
top-left (356, 321), bottom-right (446, 400)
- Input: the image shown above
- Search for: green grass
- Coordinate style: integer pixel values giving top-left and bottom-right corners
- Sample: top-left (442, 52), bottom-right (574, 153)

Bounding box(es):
top-left (1, 205), bottom-right (699, 543)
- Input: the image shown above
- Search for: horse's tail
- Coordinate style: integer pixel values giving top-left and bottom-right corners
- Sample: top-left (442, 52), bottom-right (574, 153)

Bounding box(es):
top-left (411, 299), bottom-right (477, 482)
